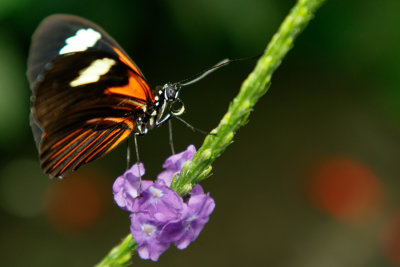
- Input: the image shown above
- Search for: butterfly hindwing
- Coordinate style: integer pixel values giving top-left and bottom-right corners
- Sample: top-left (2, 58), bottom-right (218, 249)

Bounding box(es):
top-left (40, 118), bottom-right (134, 178)
top-left (28, 14), bottom-right (155, 178)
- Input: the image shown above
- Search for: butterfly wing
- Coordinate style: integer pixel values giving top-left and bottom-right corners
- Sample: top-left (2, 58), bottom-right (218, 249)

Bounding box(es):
top-left (28, 14), bottom-right (154, 178)
top-left (27, 14), bottom-right (144, 86)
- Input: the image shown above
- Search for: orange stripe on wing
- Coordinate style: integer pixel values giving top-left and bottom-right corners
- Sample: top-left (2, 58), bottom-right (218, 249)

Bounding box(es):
top-left (106, 129), bottom-right (132, 153)
top-left (48, 129), bottom-right (91, 163)
top-left (84, 129), bottom-right (122, 163)
top-left (70, 130), bottom-right (110, 170)
top-left (51, 130), bottom-right (98, 171)
top-left (50, 129), bottom-right (83, 149)
top-left (105, 120), bottom-right (134, 152)
top-left (136, 73), bottom-right (155, 102)
top-left (86, 117), bottom-right (126, 124)
top-left (85, 119), bottom-right (134, 160)
top-left (59, 130), bottom-right (108, 175)
top-left (112, 47), bottom-right (142, 76)
top-left (105, 74), bottom-right (153, 103)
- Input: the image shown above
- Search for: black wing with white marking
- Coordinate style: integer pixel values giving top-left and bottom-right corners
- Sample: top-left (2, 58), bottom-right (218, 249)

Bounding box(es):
top-left (27, 14), bottom-right (144, 87)
top-left (27, 14), bottom-right (155, 178)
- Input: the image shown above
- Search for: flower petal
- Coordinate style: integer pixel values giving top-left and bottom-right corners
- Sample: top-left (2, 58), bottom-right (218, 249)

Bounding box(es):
top-left (130, 212), bottom-right (170, 261)
top-left (112, 163), bottom-right (147, 211)
top-left (157, 145), bottom-right (196, 186)
top-left (138, 184), bottom-right (184, 222)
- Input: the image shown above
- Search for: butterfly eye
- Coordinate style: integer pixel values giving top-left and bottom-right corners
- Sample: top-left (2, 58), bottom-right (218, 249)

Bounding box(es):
top-left (171, 99), bottom-right (185, 116)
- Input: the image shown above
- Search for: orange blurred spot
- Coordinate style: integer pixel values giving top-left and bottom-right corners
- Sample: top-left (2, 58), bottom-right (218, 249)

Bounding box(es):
top-left (44, 170), bottom-right (110, 233)
top-left (381, 213), bottom-right (400, 266)
top-left (308, 157), bottom-right (383, 223)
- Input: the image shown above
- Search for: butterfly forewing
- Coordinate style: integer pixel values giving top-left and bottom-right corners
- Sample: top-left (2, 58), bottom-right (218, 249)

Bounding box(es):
top-left (28, 14), bottom-right (155, 178)
top-left (27, 14), bottom-right (144, 86)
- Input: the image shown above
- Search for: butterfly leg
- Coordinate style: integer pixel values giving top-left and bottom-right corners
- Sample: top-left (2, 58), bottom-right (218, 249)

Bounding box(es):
top-left (173, 115), bottom-right (210, 135)
top-left (168, 120), bottom-right (175, 155)
top-left (133, 134), bottom-right (143, 194)
top-left (126, 137), bottom-right (132, 170)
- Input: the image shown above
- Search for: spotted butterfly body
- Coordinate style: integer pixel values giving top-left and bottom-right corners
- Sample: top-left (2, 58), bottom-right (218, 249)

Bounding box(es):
top-left (28, 14), bottom-right (183, 178)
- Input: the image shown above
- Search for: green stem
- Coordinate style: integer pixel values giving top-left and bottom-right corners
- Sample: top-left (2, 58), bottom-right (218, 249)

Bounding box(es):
top-left (95, 235), bottom-right (137, 267)
top-left (96, 0), bottom-right (326, 265)
top-left (171, 0), bottom-right (326, 194)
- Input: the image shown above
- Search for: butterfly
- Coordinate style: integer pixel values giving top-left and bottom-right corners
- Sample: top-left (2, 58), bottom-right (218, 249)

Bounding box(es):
top-left (27, 14), bottom-right (190, 178)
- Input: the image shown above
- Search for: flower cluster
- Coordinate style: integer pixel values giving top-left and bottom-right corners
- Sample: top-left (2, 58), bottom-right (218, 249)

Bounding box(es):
top-left (113, 145), bottom-right (215, 261)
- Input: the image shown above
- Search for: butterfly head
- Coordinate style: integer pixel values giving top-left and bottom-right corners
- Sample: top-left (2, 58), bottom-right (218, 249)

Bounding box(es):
top-left (136, 82), bottom-right (184, 135)
top-left (155, 82), bottom-right (185, 121)
top-left (162, 82), bottom-right (185, 116)
top-left (163, 82), bottom-right (180, 102)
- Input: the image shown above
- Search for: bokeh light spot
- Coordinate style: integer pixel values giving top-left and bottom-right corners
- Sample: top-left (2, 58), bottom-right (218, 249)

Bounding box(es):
top-left (0, 159), bottom-right (49, 217)
top-left (381, 213), bottom-right (400, 266)
top-left (44, 171), bottom-right (109, 233)
top-left (308, 157), bottom-right (383, 223)
top-left (0, 34), bottom-right (27, 148)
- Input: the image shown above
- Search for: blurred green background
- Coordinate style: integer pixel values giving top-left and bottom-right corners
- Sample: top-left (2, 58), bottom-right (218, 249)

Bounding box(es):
top-left (1, 0), bottom-right (400, 266)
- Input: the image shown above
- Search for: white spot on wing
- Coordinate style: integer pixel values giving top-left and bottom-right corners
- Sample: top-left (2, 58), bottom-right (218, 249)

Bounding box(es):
top-left (70, 58), bottom-right (116, 87)
top-left (59, 28), bottom-right (101, 55)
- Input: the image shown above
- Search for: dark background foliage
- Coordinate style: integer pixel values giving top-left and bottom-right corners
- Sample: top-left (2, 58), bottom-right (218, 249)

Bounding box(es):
top-left (1, 0), bottom-right (400, 266)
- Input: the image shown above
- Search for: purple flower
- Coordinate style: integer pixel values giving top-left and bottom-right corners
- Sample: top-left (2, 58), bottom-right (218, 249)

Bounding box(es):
top-left (157, 145), bottom-right (196, 186)
top-left (190, 184), bottom-right (205, 196)
top-left (136, 183), bottom-right (184, 221)
top-left (130, 212), bottom-right (170, 261)
top-left (161, 185), bottom-right (216, 249)
top-left (113, 163), bottom-right (153, 212)
top-left (112, 145), bottom-right (215, 261)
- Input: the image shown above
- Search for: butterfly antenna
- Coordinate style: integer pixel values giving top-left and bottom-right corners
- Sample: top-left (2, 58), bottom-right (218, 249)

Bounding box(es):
top-left (179, 54), bottom-right (261, 87)
top-left (168, 120), bottom-right (175, 155)
top-left (134, 135), bottom-right (143, 193)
